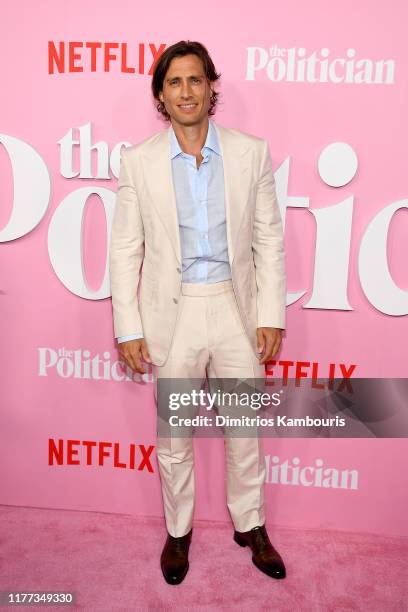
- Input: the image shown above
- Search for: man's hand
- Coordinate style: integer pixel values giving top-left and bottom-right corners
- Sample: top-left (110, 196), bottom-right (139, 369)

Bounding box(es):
top-left (256, 327), bottom-right (283, 364)
top-left (118, 338), bottom-right (151, 374)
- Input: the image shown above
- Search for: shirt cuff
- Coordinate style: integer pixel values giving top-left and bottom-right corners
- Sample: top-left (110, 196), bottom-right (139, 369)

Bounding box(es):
top-left (117, 333), bottom-right (144, 343)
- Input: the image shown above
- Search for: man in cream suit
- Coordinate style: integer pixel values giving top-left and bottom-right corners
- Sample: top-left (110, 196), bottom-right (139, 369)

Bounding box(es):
top-left (109, 40), bottom-right (287, 584)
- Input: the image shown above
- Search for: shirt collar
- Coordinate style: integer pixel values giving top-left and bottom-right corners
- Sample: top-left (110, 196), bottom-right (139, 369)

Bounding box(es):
top-left (169, 119), bottom-right (221, 159)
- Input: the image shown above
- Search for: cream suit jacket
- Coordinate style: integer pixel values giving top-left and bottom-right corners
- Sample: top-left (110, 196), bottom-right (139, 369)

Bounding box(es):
top-left (109, 121), bottom-right (286, 366)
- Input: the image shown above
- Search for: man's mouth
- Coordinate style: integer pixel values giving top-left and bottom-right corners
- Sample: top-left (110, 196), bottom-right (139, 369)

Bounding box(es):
top-left (178, 103), bottom-right (198, 110)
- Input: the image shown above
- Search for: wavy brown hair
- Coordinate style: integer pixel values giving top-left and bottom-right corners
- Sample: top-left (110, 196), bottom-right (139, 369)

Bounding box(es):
top-left (151, 40), bottom-right (221, 121)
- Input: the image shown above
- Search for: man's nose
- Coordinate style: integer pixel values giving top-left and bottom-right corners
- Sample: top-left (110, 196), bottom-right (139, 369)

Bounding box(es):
top-left (180, 81), bottom-right (193, 98)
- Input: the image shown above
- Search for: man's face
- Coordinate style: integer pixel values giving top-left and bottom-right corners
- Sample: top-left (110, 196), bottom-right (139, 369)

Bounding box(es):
top-left (159, 54), bottom-right (213, 127)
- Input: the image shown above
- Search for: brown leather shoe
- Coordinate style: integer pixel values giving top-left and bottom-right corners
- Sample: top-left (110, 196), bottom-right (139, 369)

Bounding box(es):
top-left (234, 525), bottom-right (286, 579)
top-left (160, 528), bottom-right (192, 585)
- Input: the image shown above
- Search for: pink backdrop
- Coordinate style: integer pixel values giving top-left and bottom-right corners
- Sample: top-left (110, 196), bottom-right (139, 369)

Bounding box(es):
top-left (1, 0), bottom-right (407, 537)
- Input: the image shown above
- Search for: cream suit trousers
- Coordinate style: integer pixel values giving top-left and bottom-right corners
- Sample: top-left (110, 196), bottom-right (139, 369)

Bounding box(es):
top-left (152, 279), bottom-right (267, 538)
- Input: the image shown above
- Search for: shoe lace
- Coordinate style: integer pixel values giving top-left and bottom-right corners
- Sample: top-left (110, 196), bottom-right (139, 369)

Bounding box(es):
top-left (172, 539), bottom-right (185, 554)
top-left (251, 526), bottom-right (270, 553)
top-left (169, 535), bottom-right (189, 557)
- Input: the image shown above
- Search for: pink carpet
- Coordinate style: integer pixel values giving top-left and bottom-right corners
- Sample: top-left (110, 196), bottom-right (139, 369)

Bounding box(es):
top-left (0, 505), bottom-right (406, 611)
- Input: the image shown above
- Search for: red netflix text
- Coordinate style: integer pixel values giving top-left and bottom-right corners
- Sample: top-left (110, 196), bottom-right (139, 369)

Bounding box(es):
top-left (265, 360), bottom-right (357, 391)
top-left (48, 41), bottom-right (167, 75)
top-left (48, 439), bottom-right (155, 472)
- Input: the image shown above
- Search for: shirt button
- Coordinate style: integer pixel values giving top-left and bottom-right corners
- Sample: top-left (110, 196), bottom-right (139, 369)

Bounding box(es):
top-left (173, 298), bottom-right (178, 304)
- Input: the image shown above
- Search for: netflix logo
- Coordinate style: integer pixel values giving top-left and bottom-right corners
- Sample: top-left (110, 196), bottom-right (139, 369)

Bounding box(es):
top-left (264, 360), bottom-right (358, 393)
top-left (48, 41), bottom-right (167, 75)
top-left (265, 360), bottom-right (357, 386)
top-left (48, 439), bottom-right (155, 472)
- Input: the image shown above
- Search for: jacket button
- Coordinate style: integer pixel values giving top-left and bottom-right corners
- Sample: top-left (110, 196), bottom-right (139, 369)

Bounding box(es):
top-left (176, 267), bottom-right (181, 273)
top-left (173, 298), bottom-right (178, 304)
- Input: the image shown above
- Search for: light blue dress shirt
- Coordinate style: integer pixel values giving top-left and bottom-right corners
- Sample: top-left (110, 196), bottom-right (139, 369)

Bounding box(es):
top-left (117, 119), bottom-right (231, 343)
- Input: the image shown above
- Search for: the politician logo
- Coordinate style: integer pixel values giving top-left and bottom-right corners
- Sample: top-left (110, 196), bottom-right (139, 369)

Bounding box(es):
top-left (265, 455), bottom-right (358, 490)
top-left (38, 346), bottom-right (153, 382)
top-left (246, 46), bottom-right (395, 85)
top-left (2, 127), bottom-right (406, 317)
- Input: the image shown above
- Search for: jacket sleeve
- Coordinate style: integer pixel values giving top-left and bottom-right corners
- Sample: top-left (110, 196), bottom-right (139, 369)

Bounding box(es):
top-left (252, 139), bottom-right (286, 329)
top-left (109, 147), bottom-right (145, 338)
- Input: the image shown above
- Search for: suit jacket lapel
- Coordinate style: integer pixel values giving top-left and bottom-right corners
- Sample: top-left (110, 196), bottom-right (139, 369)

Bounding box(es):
top-left (141, 121), bottom-right (252, 266)
top-left (213, 122), bottom-right (252, 264)
top-left (141, 129), bottom-right (182, 264)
